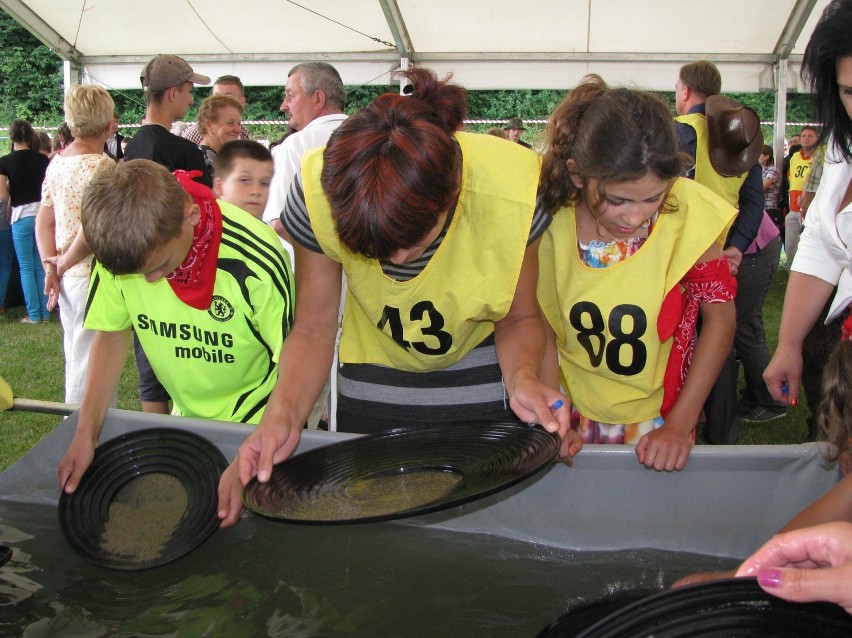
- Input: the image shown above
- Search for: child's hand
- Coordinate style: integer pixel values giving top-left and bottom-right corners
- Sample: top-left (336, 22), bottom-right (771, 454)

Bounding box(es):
top-left (58, 433), bottom-right (97, 493)
top-left (217, 460), bottom-right (244, 528)
top-left (635, 425), bottom-right (693, 472)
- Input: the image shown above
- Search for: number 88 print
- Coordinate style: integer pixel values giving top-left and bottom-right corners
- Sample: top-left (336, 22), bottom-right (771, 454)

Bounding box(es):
top-left (569, 301), bottom-right (648, 376)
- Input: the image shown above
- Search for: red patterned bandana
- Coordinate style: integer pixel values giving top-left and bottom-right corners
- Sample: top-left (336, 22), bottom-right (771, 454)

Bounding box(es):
top-left (167, 170), bottom-right (222, 310)
top-left (842, 313), bottom-right (852, 342)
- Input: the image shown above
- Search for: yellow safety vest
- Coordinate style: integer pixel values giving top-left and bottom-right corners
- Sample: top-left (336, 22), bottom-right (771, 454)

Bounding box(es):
top-left (305, 131), bottom-right (539, 371)
top-left (537, 178), bottom-right (735, 423)
top-left (788, 150), bottom-right (815, 213)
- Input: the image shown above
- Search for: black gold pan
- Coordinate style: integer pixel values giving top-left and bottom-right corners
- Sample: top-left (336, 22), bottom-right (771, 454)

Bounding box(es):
top-left (242, 422), bottom-right (560, 524)
top-left (59, 428), bottom-right (228, 571)
top-left (537, 578), bottom-right (852, 638)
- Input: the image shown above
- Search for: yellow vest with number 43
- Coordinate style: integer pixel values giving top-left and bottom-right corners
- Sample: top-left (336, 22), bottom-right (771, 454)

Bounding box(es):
top-left (305, 131), bottom-right (539, 371)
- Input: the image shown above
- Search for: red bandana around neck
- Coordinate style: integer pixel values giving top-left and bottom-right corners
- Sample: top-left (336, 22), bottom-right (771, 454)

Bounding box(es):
top-left (842, 313), bottom-right (852, 343)
top-left (167, 170), bottom-right (222, 310)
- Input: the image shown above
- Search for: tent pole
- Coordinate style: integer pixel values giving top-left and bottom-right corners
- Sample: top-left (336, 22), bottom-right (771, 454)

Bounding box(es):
top-left (63, 60), bottom-right (81, 95)
top-left (398, 56), bottom-right (411, 94)
top-left (773, 60), bottom-right (788, 174)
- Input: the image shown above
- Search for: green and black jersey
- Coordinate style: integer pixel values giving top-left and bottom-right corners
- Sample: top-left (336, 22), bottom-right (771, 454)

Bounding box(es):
top-left (85, 201), bottom-right (294, 423)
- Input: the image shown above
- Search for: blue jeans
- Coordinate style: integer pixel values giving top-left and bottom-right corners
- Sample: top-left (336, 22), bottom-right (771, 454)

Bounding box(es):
top-left (0, 227), bottom-right (12, 309)
top-left (11, 216), bottom-right (48, 320)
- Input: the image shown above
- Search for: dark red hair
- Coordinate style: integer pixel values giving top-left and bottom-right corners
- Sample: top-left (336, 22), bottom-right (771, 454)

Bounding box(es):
top-left (321, 67), bottom-right (467, 259)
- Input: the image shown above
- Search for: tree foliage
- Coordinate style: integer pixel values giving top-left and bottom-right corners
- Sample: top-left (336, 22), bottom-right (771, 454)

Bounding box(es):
top-left (0, 11), bottom-right (63, 125)
top-left (0, 9), bottom-right (820, 151)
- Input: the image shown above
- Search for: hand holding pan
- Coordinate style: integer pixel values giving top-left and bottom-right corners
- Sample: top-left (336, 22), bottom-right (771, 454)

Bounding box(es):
top-left (59, 428), bottom-right (228, 571)
top-left (242, 422), bottom-right (560, 524)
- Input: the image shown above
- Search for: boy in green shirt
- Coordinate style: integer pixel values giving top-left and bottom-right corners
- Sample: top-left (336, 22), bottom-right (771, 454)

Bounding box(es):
top-left (59, 159), bottom-right (293, 527)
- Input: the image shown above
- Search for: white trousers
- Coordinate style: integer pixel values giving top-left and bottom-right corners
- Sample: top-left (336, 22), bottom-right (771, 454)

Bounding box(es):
top-left (59, 275), bottom-right (97, 404)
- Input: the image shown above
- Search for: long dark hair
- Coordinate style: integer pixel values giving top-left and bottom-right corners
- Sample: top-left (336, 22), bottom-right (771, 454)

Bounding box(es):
top-left (320, 66), bottom-right (466, 259)
top-left (801, 0), bottom-right (852, 162)
top-left (538, 75), bottom-right (687, 217)
top-left (816, 321), bottom-right (852, 462)
top-left (8, 119), bottom-right (35, 145)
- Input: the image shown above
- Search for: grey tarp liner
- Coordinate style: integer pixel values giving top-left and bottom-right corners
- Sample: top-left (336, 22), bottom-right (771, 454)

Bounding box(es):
top-left (0, 409), bottom-right (841, 559)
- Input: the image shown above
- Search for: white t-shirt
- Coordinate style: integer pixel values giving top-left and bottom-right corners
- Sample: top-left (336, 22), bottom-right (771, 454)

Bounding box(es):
top-left (263, 113), bottom-right (348, 225)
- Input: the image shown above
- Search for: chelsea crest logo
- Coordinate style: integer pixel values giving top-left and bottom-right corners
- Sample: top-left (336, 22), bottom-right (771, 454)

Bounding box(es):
top-left (208, 295), bottom-right (234, 322)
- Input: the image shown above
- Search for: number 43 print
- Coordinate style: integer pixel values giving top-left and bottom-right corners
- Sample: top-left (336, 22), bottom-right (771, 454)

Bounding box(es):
top-left (377, 302), bottom-right (454, 355)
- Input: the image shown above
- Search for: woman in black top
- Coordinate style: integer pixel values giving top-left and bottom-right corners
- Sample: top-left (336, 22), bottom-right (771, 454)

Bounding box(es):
top-left (0, 119), bottom-right (51, 322)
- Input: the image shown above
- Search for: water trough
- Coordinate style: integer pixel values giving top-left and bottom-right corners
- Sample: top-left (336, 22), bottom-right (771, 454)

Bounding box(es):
top-left (0, 409), bottom-right (841, 636)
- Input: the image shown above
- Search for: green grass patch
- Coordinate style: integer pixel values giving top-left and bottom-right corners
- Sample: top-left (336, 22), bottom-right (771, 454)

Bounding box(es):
top-left (0, 307), bottom-right (140, 471)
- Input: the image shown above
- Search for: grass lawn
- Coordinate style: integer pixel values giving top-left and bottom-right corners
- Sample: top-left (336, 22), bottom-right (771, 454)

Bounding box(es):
top-left (0, 309), bottom-right (141, 471)
top-left (0, 267), bottom-right (807, 472)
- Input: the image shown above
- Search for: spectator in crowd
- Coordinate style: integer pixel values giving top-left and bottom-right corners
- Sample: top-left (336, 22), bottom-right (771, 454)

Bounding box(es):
top-left (181, 75), bottom-right (252, 144)
top-left (0, 198), bottom-right (10, 316)
top-left (50, 122), bottom-right (73, 160)
top-left (212, 140), bottom-right (274, 220)
top-left (761, 144), bottom-right (783, 236)
top-left (486, 127), bottom-right (508, 139)
top-left (124, 53), bottom-right (212, 414)
top-left (504, 116), bottom-right (532, 148)
top-left (800, 144), bottom-right (826, 215)
top-left (0, 119), bottom-right (50, 323)
top-left (735, 143), bottom-right (785, 422)
top-left (784, 125), bottom-right (820, 266)
top-left (263, 62), bottom-right (347, 251)
top-left (104, 112), bottom-right (123, 160)
top-left (778, 134), bottom-right (802, 230)
top-left (196, 94), bottom-right (244, 178)
top-left (35, 85), bottom-right (116, 404)
top-left (260, 62), bottom-right (348, 430)
top-left (36, 131), bottom-right (52, 158)
top-left (674, 60), bottom-right (764, 443)
top-left (765, 0), bottom-right (852, 455)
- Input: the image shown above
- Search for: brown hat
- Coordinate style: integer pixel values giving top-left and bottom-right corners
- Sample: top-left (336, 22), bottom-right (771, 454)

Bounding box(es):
top-left (141, 54), bottom-right (210, 92)
top-left (705, 95), bottom-right (763, 177)
top-left (504, 116), bottom-right (526, 131)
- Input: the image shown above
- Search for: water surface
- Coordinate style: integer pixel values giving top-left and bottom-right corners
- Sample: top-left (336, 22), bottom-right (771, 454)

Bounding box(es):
top-left (0, 502), bottom-right (738, 637)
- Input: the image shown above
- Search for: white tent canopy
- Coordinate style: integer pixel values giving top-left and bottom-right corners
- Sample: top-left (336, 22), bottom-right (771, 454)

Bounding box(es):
top-left (0, 0), bottom-right (831, 92)
top-left (0, 0), bottom-right (833, 154)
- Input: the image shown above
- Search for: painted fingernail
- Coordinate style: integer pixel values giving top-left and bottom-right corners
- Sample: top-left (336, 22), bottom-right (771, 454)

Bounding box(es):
top-left (758, 568), bottom-right (782, 588)
top-left (790, 397), bottom-right (798, 407)
top-left (550, 399), bottom-right (564, 411)
top-left (781, 382), bottom-right (788, 395)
